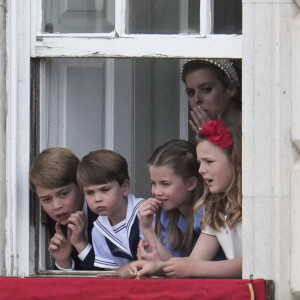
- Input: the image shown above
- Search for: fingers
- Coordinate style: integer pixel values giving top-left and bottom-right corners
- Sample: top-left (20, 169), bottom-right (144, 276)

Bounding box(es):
top-left (131, 261), bottom-right (147, 278)
top-left (140, 239), bottom-right (149, 249)
top-left (190, 106), bottom-right (211, 130)
top-left (67, 211), bottom-right (86, 231)
top-left (48, 232), bottom-right (67, 251)
top-left (138, 239), bottom-right (149, 252)
top-left (138, 240), bottom-right (149, 260)
top-left (189, 119), bottom-right (199, 134)
top-left (139, 198), bottom-right (161, 217)
top-left (163, 258), bottom-right (186, 278)
top-left (148, 240), bottom-right (158, 253)
top-left (67, 211), bottom-right (86, 241)
top-left (97, 271), bottom-right (119, 278)
top-left (55, 222), bottom-right (63, 234)
top-left (162, 261), bottom-right (175, 277)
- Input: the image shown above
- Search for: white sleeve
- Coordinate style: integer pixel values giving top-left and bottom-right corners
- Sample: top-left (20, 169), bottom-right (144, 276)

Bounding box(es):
top-left (78, 243), bottom-right (92, 261)
top-left (55, 259), bottom-right (75, 271)
top-left (202, 225), bottom-right (217, 236)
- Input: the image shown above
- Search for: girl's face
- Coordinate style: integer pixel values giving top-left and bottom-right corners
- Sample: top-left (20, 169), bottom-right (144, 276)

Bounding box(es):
top-left (149, 165), bottom-right (197, 216)
top-left (196, 140), bottom-right (234, 194)
top-left (36, 183), bottom-right (83, 225)
top-left (185, 68), bottom-right (236, 120)
top-left (83, 180), bottom-right (130, 225)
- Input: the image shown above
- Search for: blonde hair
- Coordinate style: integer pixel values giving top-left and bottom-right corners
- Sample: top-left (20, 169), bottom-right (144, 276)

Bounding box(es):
top-left (149, 139), bottom-right (203, 255)
top-left (77, 149), bottom-right (129, 187)
top-left (194, 123), bottom-right (242, 231)
top-left (29, 147), bottom-right (79, 191)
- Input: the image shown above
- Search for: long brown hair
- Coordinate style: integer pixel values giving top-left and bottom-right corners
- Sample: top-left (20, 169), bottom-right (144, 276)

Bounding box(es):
top-left (148, 139), bottom-right (203, 255)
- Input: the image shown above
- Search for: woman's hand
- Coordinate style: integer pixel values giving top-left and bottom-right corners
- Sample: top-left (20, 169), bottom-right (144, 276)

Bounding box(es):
top-left (189, 106), bottom-right (211, 134)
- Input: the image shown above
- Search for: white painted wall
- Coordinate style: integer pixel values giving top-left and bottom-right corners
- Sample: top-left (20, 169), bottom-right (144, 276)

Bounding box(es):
top-left (5, 0), bottom-right (32, 276)
top-left (242, 0), bottom-right (299, 299)
top-left (0, 0), bottom-right (7, 276)
top-left (291, 1), bottom-right (300, 297)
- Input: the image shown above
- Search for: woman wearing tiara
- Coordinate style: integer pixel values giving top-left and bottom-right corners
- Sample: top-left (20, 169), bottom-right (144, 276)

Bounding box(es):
top-left (181, 59), bottom-right (241, 133)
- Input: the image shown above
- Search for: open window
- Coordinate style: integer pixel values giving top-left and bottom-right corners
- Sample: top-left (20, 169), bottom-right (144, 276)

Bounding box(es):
top-left (30, 0), bottom-right (242, 273)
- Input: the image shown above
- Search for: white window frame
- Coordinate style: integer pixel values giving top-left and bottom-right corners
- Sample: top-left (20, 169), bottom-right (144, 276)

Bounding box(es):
top-left (31, 0), bottom-right (242, 59)
top-left (7, 0), bottom-right (242, 276)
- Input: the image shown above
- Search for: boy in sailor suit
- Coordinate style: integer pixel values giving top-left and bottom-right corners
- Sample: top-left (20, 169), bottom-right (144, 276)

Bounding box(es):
top-left (77, 149), bottom-right (145, 269)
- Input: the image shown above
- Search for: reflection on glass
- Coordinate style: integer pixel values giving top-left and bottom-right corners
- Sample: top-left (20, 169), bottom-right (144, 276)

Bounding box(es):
top-left (42, 0), bottom-right (115, 33)
top-left (212, 0), bottom-right (242, 34)
top-left (127, 0), bottom-right (200, 34)
top-left (42, 57), bottom-right (181, 199)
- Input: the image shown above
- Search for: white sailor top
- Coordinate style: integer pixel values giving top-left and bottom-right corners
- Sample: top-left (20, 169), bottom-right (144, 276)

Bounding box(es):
top-left (92, 194), bottom-right (144, 269)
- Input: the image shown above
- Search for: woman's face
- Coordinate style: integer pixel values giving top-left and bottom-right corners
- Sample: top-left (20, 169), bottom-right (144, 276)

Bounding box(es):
top-left (185, 68), bottom-right (236, 120)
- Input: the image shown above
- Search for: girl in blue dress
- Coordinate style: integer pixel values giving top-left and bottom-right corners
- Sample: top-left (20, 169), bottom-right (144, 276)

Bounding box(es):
top-left (137, 139), bottom-right (204, 261)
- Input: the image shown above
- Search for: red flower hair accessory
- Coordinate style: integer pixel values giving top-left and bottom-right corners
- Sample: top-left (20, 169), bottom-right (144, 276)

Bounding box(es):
top-left (198, 119), bottom-right (233, 149)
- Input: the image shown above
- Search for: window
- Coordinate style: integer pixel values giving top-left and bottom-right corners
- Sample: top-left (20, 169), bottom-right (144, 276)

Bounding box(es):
top-left (31, 0), bottom-right (242, 272)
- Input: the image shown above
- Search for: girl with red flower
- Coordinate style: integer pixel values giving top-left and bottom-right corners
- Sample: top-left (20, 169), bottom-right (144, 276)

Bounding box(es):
top-left (161, 119), bottom-right (242, 278)
top-left (127, 120), bottom-right (242, 279)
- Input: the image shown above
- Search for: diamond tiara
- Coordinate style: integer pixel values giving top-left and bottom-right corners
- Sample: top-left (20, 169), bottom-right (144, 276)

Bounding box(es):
top-left (181, 58), bottom-right (240, 86)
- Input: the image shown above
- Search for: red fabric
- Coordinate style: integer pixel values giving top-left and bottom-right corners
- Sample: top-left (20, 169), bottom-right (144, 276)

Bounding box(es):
top-left (0, 277), bottom-right (266, 300)
top-left (198, 118), bottom-right (233, 149)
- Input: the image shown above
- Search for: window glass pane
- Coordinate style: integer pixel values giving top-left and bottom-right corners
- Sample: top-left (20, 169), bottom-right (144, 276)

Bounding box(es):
top-left (36, 57), bottom-right (182, 270)
top-left (127, 0), bottom-right (200, 34)
top-left (42, 0), bottom-right (114, 33)
top-left (34, 56), bottom-right (242, 271)
top-left (212, 0), bottom-right (242, 34)
top-left (39, 57), bottom-right (181, 201)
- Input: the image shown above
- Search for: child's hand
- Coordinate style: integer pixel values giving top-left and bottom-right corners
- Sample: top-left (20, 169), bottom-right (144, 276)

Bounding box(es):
top-left (138, 239), bottom-right (161, 261)
top-left (67, 211), bottom-right (88, 253)
top-left (138, 198), bottom-right (161, 229)
top-left (163, 257), bottom-right (193, 278)
top-left (129, 260), bottom-right (165, 278)
top-left (97, 264), bottom-right (137, 279)
top-left (49, 223), bottom-right (73, 268)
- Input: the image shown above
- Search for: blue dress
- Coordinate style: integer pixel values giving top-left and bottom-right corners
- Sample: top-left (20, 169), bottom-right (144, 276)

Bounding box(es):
top-left (159, 206), bottom-right (205, 257)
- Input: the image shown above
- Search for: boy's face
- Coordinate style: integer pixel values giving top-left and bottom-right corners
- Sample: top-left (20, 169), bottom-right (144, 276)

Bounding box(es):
top-left (83, 180), bottom-right (130, 226)
top-left (36, 183), bottom-right (83, 225)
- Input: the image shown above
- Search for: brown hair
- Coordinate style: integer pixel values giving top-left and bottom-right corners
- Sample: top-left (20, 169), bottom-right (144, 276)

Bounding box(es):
top-left (29, 147), bottom-right (79, 192)
top-left (148, 139), bottom-right (203, 255)
top-left (194, 122), bottom-right (242, 231)
top-left (77, 149), bottom-right (129, 187)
